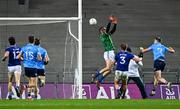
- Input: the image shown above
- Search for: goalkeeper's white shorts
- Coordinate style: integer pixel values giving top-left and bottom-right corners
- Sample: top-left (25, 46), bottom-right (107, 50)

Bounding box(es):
top-left (103, 50), bottom-right (115, 62)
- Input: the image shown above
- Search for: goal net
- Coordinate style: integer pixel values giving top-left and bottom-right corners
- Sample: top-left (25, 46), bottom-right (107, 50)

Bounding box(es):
top-left (0, 20), bottom-right (82, 99)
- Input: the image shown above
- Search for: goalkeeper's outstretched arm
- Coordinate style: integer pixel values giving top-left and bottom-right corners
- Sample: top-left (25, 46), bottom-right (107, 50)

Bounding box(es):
top-left (109, 23), bottom-right (117, 35)
top-left (108, 16), bottom-right (118, 35)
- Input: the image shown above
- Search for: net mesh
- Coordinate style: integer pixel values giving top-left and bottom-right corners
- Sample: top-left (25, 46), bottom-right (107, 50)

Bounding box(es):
top-left (0, 20), bottom-right (80, 99)
top-left (63, 21), bottom-right (79, 99)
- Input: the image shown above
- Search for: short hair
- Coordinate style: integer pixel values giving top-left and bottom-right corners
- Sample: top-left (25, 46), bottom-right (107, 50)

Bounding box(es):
top-left (155, 36), bottom-right (161, 42)
top-left (34, 38), bottom-right (40, 46)
top-left (28, 36), bottom-right (35, 43)
top-left (127, 47), bottom-right (132, 53)
top-left (120, 43), bottom-right (127, 51)
top-left (8, 37), bottom-right (16, 45)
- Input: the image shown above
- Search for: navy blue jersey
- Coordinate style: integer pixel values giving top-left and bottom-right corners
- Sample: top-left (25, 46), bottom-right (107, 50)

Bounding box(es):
top-left (5, 45), bottom-right (21, 66)
top-left (115, 51), bottom-right (134, 71)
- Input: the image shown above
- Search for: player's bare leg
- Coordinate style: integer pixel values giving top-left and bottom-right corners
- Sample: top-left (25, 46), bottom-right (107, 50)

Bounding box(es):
top-left (94, 60), bottom-right (113, 89)
top-left (155, 70), bottom-right (172, 90)
top-left (120, 74), bottom-right (128, 99)
top-left (114, 79), bottom-right (121, 99)
top-left (27, 78), bottom-right (33, 99)
top-left (14, 72), bottom-right (21, 97)
top-left (38, 76), bottom-right (45, 87)
top-left (150, 75), bottom-right (158, 96)
top-left (32, 77), bottom-right (38, 99)
top-left (8, 74), bottom-right (14, 100)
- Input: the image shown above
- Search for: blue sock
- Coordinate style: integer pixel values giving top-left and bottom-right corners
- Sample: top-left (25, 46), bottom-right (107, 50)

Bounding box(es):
top-left (94, 71), bottom-right (101, 78)
top-left (98, 74), bottom-right (105, 83)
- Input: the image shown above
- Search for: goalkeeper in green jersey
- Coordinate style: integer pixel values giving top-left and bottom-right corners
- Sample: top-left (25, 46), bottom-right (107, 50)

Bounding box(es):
top-left (92, 16), bottom-right (117, 89)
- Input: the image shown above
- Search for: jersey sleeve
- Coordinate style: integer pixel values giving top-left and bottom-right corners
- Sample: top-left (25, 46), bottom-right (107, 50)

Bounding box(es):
top-left (163, 45), bottom-right (169, 52)
top-left (147, 44), bottom-right (153, 51)
top-left (20, 47), bottom-right (24, 54)
top-left (44, 50), bottom-right (48, 57)
top-left (19, 47), bottom-right (21, 51)
top-left (129, 53), bottom-right (134, 59)
top-left (5, 48), bottom-right (10, 52)
top-left (115, 54), bottom-right (118, 61)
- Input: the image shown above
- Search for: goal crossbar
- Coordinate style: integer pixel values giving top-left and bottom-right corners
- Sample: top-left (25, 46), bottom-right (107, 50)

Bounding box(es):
top-left (0, 17), bottom-right (80, 21)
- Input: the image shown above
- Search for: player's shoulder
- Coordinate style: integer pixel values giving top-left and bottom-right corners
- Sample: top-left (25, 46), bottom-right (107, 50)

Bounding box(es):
top-left (160, 43), bottom-right (167, 48)
top-left (5, 46), bottom-right (11, 50)
top-left (21, 44), bottom-right (28, 49)
top-left (5, 46), bottom-right (12, 51)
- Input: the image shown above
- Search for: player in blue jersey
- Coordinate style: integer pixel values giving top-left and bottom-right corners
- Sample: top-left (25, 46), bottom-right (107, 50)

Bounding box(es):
top-left (140, 37), bottom-right (175, 96)
top-left (34, 38), bottom-right (49, 87)
top-left (18, 36), bottom-right (41, 99)
top-left (119, 47), bottom-right (147, 99)
top-left (114, 43), bottom-right (142, 99)
top-left (1, 37), bottom-right (22, 99)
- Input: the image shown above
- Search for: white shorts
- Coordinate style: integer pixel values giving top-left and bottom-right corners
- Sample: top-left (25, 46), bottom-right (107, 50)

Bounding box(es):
top-left (8, 65), bottom-right (22, 75)
top-left (114, 70), bottom-right (128, 84)
top-left (103, 50), bottom-right (115, 61)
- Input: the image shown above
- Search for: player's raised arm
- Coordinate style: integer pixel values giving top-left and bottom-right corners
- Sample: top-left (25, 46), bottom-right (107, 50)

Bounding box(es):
top-left (1, 51), bottom-right (9, 61)
top-left (168, 47), bottom-right (175, 53)
top-left (140, 47), bottom-right (151, 53)
top-left (105, 16), bottom-right (112, 33)
top-left (109, 16), bottom-right (117, 35)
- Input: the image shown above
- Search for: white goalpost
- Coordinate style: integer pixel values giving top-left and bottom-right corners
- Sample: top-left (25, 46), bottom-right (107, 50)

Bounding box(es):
top-left (0, 0), bottom-right (82, 99)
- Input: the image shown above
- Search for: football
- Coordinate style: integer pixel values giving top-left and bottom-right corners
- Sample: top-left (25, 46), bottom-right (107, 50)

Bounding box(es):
top-left (89, 18), bottom-right (97, 25)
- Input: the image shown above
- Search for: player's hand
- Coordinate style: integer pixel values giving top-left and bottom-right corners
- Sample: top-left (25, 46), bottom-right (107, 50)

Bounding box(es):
top-left (109, 16), bottom-right (114, 22)
top-left (168, 47), bottom-right (175, 53)
top-left (169, 47), bottom-right (174, 50)
top-left (112, 16), bottom-right (118, 24)
top-left (139, 47), bottom-right (144, 52)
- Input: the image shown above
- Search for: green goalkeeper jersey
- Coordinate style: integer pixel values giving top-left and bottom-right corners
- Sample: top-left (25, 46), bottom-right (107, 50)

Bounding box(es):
top-left (99, 33), bottom-right (115, 51)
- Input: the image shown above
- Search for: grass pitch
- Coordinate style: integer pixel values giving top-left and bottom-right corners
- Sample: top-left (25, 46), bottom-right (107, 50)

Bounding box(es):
top-left (0, 99), bottom-right (179, 109)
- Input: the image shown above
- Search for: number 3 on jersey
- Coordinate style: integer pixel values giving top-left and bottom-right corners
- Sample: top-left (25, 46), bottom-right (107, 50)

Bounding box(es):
top-left (120, 56), bottom-right (126, 64)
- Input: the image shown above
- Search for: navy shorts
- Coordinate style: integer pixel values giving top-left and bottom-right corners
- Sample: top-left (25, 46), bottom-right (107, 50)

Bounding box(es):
top-left (24, 67), bottom-right (37, 77)
top-left (37, 69), bottom-right (45, 76)
top-left (154, 60), bottom-right (166, 72)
